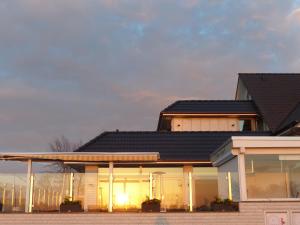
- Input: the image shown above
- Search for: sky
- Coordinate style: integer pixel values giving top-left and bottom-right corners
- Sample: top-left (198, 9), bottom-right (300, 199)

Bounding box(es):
top-left (0, 0), bottom-right (300, 152)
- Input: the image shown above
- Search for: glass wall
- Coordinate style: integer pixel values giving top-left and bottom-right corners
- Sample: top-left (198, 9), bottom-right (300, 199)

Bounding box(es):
top-left (0, 173), bottom-right (27, 212)
top-left (99, 166), bottom-right (185, 212)
top-left (142, 167), bottom-right (185, 211)
top-left (32, 172), bottom-right (85, 212)
top-left (111, 167), bottom-right (148, 211)
top-left (98, 167), bottom-right (109, 211)
top-left (0, 164), bottom-right (222, 212)
top-left (245, 154), bottom-right (300, 199)
top-left (193, 167), bottom-right (218, 210)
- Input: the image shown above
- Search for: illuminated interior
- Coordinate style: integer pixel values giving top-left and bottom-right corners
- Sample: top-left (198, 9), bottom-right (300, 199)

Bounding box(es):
top-left (96, 166), bottom-right (219, 211)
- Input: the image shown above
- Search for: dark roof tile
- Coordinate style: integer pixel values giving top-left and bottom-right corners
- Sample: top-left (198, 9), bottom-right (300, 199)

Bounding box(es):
top-left (76, 131), bottom-right (271, 161)
top-left (161, 100), bottom-right (257, 114)
top-left (239, 73), bottom-right (300, 132)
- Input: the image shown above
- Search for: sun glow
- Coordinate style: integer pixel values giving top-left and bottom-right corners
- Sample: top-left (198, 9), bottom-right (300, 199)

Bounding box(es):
top-left (116, 192), bottom-right (129, 205)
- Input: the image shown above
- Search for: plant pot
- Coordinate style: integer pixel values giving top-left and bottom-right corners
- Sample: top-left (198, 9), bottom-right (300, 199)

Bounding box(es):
top-left (60, 203), bottom-right (83, 213)
top-left (210, 202), bottom-right (238, 212)
top-left (141, 201), bottom-right (161, 212)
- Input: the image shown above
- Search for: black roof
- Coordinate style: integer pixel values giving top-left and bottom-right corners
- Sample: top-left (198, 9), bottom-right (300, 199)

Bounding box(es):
top-left (76, 131), bottom-right (271, 161)
top-left (277, 102), bottom-right (300, 132)
top-left (239, 73), bottom-right (300, 133)
top-left (161, 100), bottom-right (258, 114)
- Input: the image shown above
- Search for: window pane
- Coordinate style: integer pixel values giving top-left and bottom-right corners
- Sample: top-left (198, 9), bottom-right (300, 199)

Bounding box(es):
top-left (193, 167), bottom-right (218, 210)
top-left (141, 167), bottom-right (185, 211)
top-left (245, 155), bottom-right (300, 199)
top-left (239, 119), bottom-right (252, 131)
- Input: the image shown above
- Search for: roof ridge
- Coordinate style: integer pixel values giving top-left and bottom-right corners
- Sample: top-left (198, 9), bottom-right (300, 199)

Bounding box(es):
top-left (101, 130), bottom-right (270, 134)
top-left (239, 73), bottom-right (300, 75)
top-left (168, 100), bottom-right (253, 102)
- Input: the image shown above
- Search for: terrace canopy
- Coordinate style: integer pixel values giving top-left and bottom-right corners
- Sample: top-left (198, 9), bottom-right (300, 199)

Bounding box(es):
top-left (0, 152), bottom-right (160, 163)
top-left (0, 152), bottom-right (160, 213)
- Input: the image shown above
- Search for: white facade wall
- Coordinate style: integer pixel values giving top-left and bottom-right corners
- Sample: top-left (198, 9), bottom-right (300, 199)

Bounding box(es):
top-left (171, 118), bottom-right (239, 131)
top-left (2, 202), bottom-right (300, 225)
top-left (84, 166), bottom-right (98, 211)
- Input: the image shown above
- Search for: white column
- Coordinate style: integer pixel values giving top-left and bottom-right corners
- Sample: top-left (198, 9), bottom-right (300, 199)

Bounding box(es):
top-left (108, 162), bottom-right (113, 212)
top-left (238, 151), bottom-right (247, 201)
top-left (183, 166), bottom-right (193, 212)
top-left (188, 171), bottom-right (193, 212)
top-left (2, 184), bottom-right (6, 212)
top-left (25, 159), bottom-right (33, 213)
top-left (11, 184), bottom-right (15, 208)
top-left (227, 172), bottom-right (232, 201)
top-left (84, 166), bottom-right (98, 212)
top-left (69, 172), bottom-right (74, 201)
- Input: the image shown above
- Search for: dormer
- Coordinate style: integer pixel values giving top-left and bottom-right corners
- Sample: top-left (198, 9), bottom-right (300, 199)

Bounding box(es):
top-left (157, 100), bottom-right (259, 132)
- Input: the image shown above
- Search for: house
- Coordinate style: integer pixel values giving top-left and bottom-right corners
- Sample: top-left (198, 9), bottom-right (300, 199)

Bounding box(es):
top-left (0, 73), bottom-right (300, 219)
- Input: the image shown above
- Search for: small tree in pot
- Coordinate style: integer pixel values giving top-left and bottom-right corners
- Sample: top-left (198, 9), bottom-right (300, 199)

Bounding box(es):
top-left (60, 197), bottom-right (83, 213)
top-left (210, 197), bottom-right (238, 212)
top-left (141, 197), bottom-right (161, 212)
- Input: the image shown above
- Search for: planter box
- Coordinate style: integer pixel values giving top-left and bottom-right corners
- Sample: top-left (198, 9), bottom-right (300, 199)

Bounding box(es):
top-left (141, 201), bottom-right (161, 212)
top-left (60, 203), bottom-right (83, 213)
top-left (210, 202), bottom-right (238, 212)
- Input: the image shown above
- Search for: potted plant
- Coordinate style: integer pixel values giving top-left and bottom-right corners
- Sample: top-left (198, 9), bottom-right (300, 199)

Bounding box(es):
top-left (210, 197), bottom-right (238, 212)
top-left (60, 197), bottom-right (83, 213)
top-left (141, 197), bottom-right (161, 212)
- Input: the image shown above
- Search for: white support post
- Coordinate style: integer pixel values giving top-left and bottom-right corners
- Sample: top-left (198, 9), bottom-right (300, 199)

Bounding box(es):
top-left (69, 172), bottom-right (74, 201)
top-left (25, 159), bottom-right (33, 213)
top-left (11, 184), bottom-right (15, 208)
top-left (149, 172), bottom-right (153, 199)
top-left (227, 172), bottom-right (232, 201)
top-left (18, 186), bottom-right (22, 207)
top-left (188, 172), bottom-right (193, 212)
top-left (108, 162), bottom-right (113, 212)
top-left (30, 174), bottom-right (34, 210)
top-left (37, 189), bottom-right (41, 206)
top-left (2, 184), bottom-right (6, 211)
top-left (238, 150), bottom-right (247, 201)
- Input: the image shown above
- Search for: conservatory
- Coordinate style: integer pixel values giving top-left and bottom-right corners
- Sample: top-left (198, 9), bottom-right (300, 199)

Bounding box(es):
top-left (211, 136), bottom-right (300, 202)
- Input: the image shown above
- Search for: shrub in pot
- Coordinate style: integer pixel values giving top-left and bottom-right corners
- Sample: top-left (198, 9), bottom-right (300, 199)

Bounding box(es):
top-left (60, 197), bottom-right (83, 213)
top-left (210, 198), bottom-right (238, 212)
top-left (141, 198), bottom-right (161, 212)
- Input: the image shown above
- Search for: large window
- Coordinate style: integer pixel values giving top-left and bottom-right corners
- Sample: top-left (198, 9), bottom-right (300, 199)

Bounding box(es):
top-left (245, 154), bottom-right (300, 199)
top-left (142, 167), bottom-right (184, 211)
top-left (97, 166), bottom-right (185, 212)
top-left (193, 167), bottom-right (218, 210)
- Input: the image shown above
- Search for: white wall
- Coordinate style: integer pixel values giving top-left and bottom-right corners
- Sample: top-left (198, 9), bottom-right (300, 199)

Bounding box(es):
top-left (172, 118), bottom-right (239, 131)
top-left (84, 166), bottom-right (98, 211)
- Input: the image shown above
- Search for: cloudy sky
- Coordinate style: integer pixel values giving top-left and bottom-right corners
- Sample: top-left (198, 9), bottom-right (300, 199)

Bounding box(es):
top-left (0, 0), bottom-right (300, 152)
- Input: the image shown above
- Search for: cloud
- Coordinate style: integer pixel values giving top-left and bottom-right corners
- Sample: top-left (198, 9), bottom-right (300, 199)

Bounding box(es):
top-left (0, 0), bottom-right (299, 152)
top-left (287, 8), bottom-right (300, 25)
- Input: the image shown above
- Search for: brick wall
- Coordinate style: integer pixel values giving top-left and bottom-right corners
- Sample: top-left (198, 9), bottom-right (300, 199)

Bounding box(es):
top-left (0, 202), bottom-right (300, 225)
